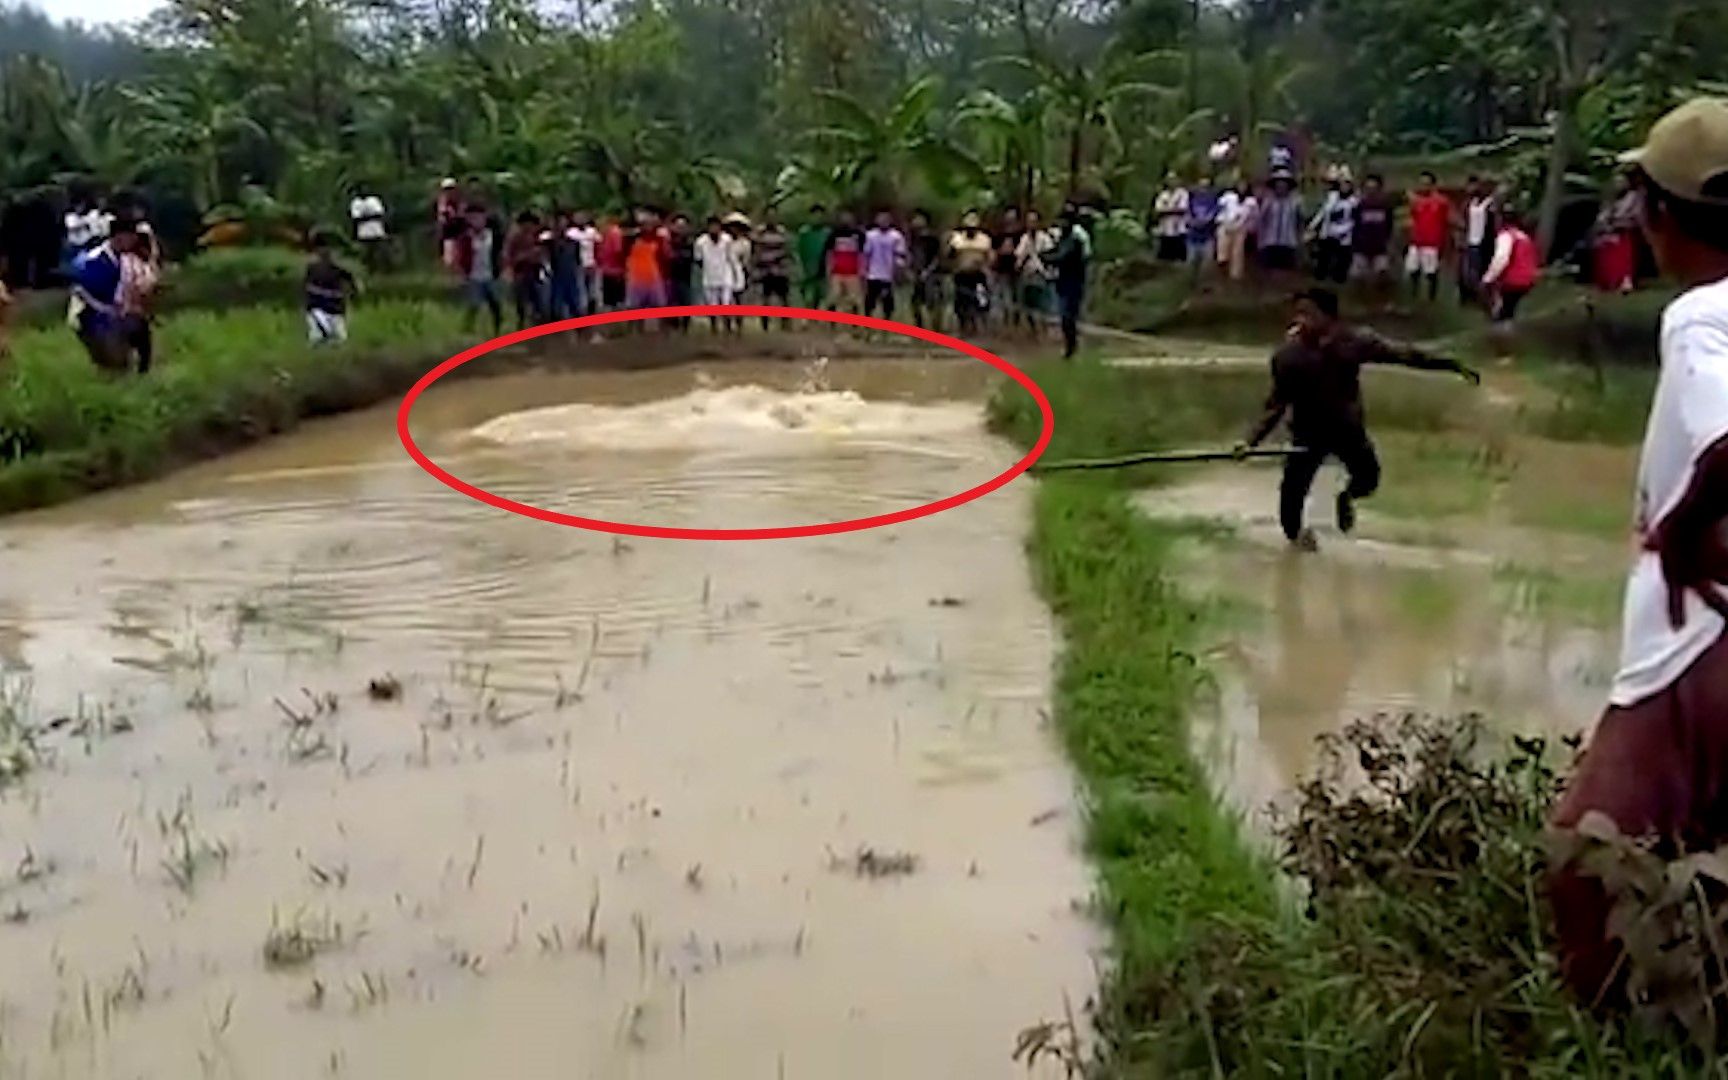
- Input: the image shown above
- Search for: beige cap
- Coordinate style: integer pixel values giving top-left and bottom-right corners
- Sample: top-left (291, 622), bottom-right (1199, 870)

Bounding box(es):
top-left (1621, 97), bottom-right (1728, 205)
top-left (722, 211), bottom-right (750, 227)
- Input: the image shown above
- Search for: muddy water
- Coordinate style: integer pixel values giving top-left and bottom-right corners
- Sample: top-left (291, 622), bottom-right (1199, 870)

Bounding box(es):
top-left (1134, 465), bottom-right (1624, 829)
top-left (0, 359), bottom-right (1097, 1078)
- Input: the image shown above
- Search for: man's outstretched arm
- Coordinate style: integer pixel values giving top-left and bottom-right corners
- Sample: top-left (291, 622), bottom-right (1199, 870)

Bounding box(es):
top-left (1354, 330), bottom-right (1481, 384)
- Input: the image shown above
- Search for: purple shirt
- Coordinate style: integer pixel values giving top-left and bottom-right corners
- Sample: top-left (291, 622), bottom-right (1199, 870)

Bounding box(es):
top-left (863, 227), bottom-right (907, 282)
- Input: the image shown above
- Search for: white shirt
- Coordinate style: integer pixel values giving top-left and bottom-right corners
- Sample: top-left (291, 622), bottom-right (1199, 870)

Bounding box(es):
top-left (1612, 277), bottom-right (1728, 706)
top-left (1015, 228), bottom-right (1056, 279)
top-left (1466, 197), bottom-right (1493, 247)
top-left (65, 208), bottom-right (110, 248)
top-left (1154, 188), bottom-right (1190, 238)
top-left (1216, 191), bottom-right (1242, 229)
top-left (349, 195), bottom-right (387, 240)
top-left (571, 225), bottom-right (600, 269)
top-left (695, 233), bottom-right (742, 290)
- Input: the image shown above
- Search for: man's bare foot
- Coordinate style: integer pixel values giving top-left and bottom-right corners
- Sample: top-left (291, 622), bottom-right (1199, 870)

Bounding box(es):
top-left (1292, 529), bottom-right (1320, 553)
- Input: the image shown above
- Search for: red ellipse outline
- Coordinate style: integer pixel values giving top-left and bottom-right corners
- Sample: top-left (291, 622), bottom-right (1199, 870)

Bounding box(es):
top-left (396, 305), bottom-right (1054, 540)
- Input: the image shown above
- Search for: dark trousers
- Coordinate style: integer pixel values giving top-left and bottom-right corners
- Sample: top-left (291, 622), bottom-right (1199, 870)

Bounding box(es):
top-left (548, 270), bottom-right (583, 321)
top-left (511, 273), bottom-right (544, 328)
top-left (1316, 239), bottom-right (1352, 284)
top-left (121, 314), bottom-right (153, 373)
top-left (1279, 436), bottom-right (1381, 541)
top-left (864, 279), bottom-right (895, 319)
top-left (1057, 279), bottom-right (1085, 358)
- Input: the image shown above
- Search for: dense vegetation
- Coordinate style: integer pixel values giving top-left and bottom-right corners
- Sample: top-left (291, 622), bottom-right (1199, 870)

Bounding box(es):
top-left (996, 362), bottom-right (1728, 1076)
top-left (4, 0), bottom-right (1728, 255)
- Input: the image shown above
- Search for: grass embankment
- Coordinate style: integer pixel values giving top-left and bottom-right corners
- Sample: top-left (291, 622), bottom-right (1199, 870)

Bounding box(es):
top-left (0, 300), bottom-right (471, 512)
top-left (1092, 256), bottom-right (1673, 368)
top-left (996, 360), bottom-right (1723, 1076)
top-left (8, 247), bottom-right (454, 332)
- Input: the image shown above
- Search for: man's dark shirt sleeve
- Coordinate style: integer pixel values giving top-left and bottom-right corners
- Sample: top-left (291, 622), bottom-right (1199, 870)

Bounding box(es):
top-left (1245, 351), bottom-right (1289, 448)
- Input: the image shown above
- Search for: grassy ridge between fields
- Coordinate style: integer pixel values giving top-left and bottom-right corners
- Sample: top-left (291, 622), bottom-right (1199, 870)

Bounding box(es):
top-left (0, 301), bottom-right (470, 513)
top-left (995, 361), bottom-right (1713, 1077)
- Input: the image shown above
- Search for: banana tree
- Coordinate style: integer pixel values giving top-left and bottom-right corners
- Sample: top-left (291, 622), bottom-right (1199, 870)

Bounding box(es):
top-left (800, 75), bottom-right (987, 208)
top-left (991, 45), bottom-right (1177, 196)
top-left (123, 69), bottom-right (270, 211)
top-left (954, 87), bottom-right (1052, 209)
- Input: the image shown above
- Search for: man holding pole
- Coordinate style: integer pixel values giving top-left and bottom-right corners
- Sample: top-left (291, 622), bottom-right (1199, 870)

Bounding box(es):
top-left (1237, 287), bottom-right (1480, 551)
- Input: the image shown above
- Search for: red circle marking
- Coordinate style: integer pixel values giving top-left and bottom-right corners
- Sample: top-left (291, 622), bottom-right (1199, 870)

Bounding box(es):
top-left (395, 305), bottom-right (1055, 540)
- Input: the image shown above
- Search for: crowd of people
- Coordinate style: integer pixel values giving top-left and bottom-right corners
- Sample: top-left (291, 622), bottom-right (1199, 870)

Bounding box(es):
top-left (425, 179), bottom-right (1097, 356)
top-left (1148, 166), bottom-right (1544, 328)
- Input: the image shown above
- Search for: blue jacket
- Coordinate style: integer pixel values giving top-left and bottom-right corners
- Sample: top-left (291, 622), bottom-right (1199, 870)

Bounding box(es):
top-left (71, 244), bottom-right (123, 335)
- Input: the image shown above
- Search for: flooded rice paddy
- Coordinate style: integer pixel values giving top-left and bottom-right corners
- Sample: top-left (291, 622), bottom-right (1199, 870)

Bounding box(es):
top-left (0, 348), bottom-right (1642, 1076)
top-left (0, 358), bottom-right (1098, 1078)
top-left (1134, 448), bottom-right (1628, 830)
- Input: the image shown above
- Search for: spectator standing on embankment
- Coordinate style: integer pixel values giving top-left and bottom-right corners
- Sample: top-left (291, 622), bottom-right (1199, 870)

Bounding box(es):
top-left (1479, 204), bottom-right (1540, 339)
top-left (1549, 97), bottom-right (1728, 1004)
top-left (1052, 202), bottom-right (1091, 359)
top-left (1406, 170), bottom-right (1450, 302)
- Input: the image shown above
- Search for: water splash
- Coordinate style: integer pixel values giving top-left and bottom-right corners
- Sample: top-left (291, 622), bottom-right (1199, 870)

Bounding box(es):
top-left (467, 384), bottom-right (979, 453)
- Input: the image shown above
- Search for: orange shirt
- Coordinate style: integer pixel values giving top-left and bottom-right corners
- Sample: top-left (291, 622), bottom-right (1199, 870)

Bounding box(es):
top-left (626, 229), bottom-right (666, 286)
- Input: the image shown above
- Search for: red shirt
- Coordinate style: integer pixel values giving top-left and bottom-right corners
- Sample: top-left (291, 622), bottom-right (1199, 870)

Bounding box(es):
top-left (1501, 227), bottom-right (1540, 290)
top-left (1409, 193), bottom-right (1451, 249)
top-left (597, 225), bottom-right (627, 275)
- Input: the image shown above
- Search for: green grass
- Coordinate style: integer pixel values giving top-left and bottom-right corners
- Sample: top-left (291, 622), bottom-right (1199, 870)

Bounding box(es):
top-left (995, 370), bottom-right (1717, 1075)
top-left (0, 300), bottom-right (470, 512)
top-left (11, 248), bottom-right (454, 331)
top-left (1495, 563), bottom-right (1626, 624)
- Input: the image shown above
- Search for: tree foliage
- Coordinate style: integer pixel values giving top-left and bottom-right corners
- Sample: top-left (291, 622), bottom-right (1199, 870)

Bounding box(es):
top-left (0, 0), bottom-right (1724, 247)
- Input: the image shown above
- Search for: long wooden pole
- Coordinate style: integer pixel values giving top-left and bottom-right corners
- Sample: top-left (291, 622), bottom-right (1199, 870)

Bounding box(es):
top-left (1030, 447), bottom-right (1300, 474)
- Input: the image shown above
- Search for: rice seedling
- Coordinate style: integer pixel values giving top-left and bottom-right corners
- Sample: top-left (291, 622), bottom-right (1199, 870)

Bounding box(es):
top-left (262, 908), bottom-right (351, 970)
top-left (829, 846), bottom-right (920, 879)
top-left (0, 679), bottom-right (40, 788)
top-left (157, 794), bottom-right (231, 895)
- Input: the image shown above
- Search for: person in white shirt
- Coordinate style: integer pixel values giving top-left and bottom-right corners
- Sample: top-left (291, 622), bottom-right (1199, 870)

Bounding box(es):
top-left (569, 211), bottom-right (602, 316)
top-left (1014, 208), bottom-right (1057, 336)
top-left (1549, 96), bottom-right (1728, 1006)
top-left (349, 189), bottom-right (389, 271)
top-left (1458, 176), bottom-right (1499, 303)
top-left (1308, 177), bottom-right (1359, 284)
top-left (723, 214), bottom-right (752, 332)
top-left (694, 216), bottom-right (738, 333)
top-left (1215, 180), bottom-right (1256, 282)
top-left (1152, 174), bottom-right (1190, 262)
top-left (61, 195), bottom-right (109, 270)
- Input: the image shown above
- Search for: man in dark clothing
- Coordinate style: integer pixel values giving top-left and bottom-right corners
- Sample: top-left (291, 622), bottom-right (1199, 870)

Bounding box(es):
top-left (1352, 174), bottom-right (1395, 288)
top-left (667, 213), bottom-right (697, 332)
top-left (503, 210), bottom-right (547, 329)
top-left (908, 209), bottom-right (945, 330)
top-left (304, 230), bottom-right (359, 344)
top-left (546, 210), bottom-right (584, 321)
top-left (1238, 288), bottom-right (1480, 550)
top-left (1051, 203), bottom-right (1091, 359)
